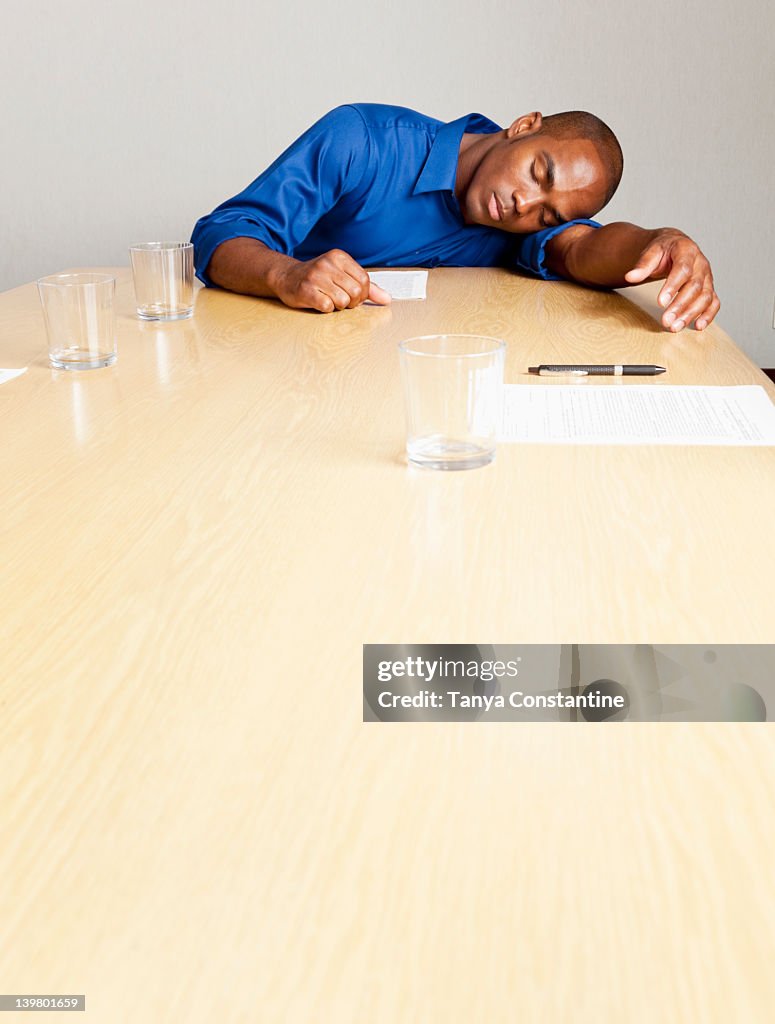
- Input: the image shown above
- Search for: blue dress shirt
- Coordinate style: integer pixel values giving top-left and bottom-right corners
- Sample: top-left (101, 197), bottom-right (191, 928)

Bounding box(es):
top-left (191, 103), bottom-right (600, 287)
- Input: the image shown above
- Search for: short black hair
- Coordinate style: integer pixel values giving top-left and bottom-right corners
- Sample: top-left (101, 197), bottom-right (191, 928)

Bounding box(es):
top-left (541, 111), bottom-right (624, 207)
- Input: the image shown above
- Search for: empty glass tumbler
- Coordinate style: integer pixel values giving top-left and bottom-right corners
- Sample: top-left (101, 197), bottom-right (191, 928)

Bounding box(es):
top-left (129, 241), bottom-right (194, 321)
top-left (398, 334), bottom-right (506, 470)
top-left (37, 272), bottom-right (117, 370)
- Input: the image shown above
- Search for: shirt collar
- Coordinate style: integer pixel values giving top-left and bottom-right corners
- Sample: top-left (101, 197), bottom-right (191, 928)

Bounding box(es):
top-left (413, 112), bottom-right (502, 196)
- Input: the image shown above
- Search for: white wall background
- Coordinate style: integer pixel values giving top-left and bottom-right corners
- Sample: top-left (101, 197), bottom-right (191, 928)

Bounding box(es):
top-left (2, 0), bottom-right (774, 362)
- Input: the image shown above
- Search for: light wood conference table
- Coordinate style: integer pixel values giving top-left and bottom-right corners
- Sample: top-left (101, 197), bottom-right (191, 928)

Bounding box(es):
top-left (1, 267), bottom-right (774, 1022)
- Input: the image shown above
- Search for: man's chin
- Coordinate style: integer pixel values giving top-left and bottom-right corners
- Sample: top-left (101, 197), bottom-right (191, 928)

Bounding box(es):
top-left (458, 204), bottom-right (474, 226)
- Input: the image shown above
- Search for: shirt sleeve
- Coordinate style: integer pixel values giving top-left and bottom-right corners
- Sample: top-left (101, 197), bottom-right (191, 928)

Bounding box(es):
top-left (191, 105), bottom-right (370, 286)
top-left (511, 219), bottom-right (601, 281)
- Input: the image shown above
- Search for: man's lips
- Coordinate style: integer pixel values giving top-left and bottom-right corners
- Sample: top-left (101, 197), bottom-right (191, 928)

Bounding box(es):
top-left (488, 192), bottom-right (502, 222)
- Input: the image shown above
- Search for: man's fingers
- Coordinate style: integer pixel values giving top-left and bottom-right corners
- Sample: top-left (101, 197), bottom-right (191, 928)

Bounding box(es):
top-left (662, 277), bottom-right (703, 328)
top-left (296, 279), bottom-right (347, 312)
top-left (660, 264), bottom-right (718, 331)
top-left (367, 281), bottom-right (392, 305)
top-left (314, 273), bottom-right (392, 310)
top-left (623, 244), bottom-right (666, 284)
top-left (331, 269), bottom-right (371, 308)
top-left (299, 261), bottom-right (368, 311)
top-left (695, 295), bottom-right (721, 331)
top-left (657, 259), bottom-right (697, 310)
top-left (313, 250), bottom-right (390, 310)
top-left (660, 281), bottom-right (719, 332)
top-left (319, 272), bottom-right (367, 310)
top-left (617, 230), bottom-right (719, 335)
top-left (308, 289), bottom-right (335, 313)
top-left (330, 284), bottom-right (356, 310)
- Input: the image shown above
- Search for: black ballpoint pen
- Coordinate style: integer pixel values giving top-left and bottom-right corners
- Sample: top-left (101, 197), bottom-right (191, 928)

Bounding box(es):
top-left (528, 364), bottom-right (666, 376)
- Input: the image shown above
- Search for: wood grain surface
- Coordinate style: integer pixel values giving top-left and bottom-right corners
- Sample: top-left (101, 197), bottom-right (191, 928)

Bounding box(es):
top-left (0, 268), bottom-right (773, 1022)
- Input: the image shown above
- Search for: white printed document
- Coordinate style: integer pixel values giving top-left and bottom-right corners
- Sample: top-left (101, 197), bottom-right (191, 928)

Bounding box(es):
top-left (0, 368), bottom-right (27, 386)
top-left (499, 385), bottom-right (775, 446)
top-left (367, 270), bottom-right (427, 300)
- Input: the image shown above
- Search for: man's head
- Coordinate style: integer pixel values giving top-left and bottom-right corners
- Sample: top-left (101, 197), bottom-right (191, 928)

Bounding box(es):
top-left (456, 110), bottom-right (623, 233)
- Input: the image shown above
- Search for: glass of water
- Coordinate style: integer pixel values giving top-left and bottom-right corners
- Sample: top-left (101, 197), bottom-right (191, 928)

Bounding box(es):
top-left (398, 334), bottom-right (506, 470)
top-left (129, 241), bottom-right (194, 321)
top-left (37, 272), bottom-right (117, 370)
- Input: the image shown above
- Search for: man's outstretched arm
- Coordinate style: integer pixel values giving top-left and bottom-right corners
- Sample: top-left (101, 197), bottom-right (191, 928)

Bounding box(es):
top-left (544, 223), bottom-right (720, 332)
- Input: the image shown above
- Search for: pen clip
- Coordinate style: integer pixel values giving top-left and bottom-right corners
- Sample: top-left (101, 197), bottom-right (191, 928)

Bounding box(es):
top-left (541, 369), bottom-right (589, 376)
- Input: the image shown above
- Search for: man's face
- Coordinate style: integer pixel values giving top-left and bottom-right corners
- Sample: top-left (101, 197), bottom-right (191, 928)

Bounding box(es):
top-left (459, 116), bottom-right (610, 234)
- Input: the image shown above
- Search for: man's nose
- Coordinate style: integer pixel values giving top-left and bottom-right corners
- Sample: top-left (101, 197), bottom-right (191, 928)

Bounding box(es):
top-left (513, 190), bottom-right (541, 216)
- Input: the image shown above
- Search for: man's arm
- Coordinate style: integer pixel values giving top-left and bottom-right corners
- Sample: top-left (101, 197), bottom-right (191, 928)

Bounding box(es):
top-left (544, 222), bottom-right (720, 332)
top-left (207, 238), bottom-right (390, 313)
top-left (192, 105), bottom-right (388, 311)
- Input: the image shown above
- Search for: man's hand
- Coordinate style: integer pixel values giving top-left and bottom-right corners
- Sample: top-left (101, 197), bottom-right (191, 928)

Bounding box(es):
top-left (206, 238), bottom-right (391, 312)
top-left (271, 249), bottom-right (391, 312)
top-left (546, 223), bottom-right (720, 334)
top-left (623, 229), bottom-right (720, 332)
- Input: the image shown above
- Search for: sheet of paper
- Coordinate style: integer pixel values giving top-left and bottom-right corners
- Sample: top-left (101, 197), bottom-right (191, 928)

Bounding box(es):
top-left (367, 270), bottom-right (427, 300)
top-left (499, 384), bottom-right (775, 446)
top-left (0, 368), bottom-right (27, 386)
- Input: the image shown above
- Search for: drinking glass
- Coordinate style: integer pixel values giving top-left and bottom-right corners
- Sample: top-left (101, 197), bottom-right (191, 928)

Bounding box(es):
top-left (129, 241), bottom-right (194, 321)
top-left (398, 334), bottom-right (506, 470)
top-left (37, 272), bottom-right (117, 370)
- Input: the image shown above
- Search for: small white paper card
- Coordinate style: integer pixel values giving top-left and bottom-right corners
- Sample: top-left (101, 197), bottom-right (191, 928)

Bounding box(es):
top-left (0, 368), bottom-right (27, 386)
top-left (367, 270), bottom-right (427, 300)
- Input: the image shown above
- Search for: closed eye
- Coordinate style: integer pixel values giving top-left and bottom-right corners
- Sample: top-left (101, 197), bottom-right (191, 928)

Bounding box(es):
top-left (543, 152), bottom-right (555, 188)
top-left (541, 209), bottom-right (563, 228)
top-left (532, 158), bottom-right (564, 227)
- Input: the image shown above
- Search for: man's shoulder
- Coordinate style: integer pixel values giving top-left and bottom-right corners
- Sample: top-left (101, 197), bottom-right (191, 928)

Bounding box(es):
top-left (318, 103), bottom-right (442, 134)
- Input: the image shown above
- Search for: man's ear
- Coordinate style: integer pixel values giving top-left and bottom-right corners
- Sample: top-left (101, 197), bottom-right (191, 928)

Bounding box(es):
top-left (505, 112), bottom-right (543, 139)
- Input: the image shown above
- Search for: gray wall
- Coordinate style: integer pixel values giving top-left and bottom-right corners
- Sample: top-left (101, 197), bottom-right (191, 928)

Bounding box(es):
top-left (3, 0), bottom-right (774, 363)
